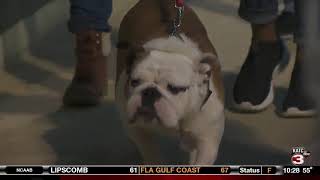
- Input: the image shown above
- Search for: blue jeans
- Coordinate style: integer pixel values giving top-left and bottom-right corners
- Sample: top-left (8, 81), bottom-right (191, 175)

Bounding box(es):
top-left (239, 0), bottom-right (318, 44)
top-left (239, 0), bottom-right (279, 25)
top-left (68, 0), bottom-right (112, 33)
top-left (284, 0), bottom-right (295, 13)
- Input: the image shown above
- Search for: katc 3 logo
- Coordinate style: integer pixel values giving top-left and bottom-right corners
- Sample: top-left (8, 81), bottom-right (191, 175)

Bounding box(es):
top-left (291, 154), bottom-right (305, 165)
top-left (291, 147), bottom-right (311, 165)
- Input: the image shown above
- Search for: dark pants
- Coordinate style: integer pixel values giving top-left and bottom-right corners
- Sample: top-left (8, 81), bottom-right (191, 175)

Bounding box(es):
top-left (68, 0), bottom-right (113, 33)
top-left (239, 0), bottom-right (318, 44)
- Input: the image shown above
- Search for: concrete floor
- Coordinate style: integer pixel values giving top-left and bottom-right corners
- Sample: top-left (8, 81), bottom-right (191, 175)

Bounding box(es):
top-left (0, 0), bottom-right (318, 165)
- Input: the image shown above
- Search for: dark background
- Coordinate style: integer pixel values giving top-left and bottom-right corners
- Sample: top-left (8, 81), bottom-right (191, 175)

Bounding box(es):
top-left (0, 0), bottom-right (52, 33)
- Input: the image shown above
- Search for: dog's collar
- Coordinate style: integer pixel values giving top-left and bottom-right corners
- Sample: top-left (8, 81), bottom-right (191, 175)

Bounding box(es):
top-left (200, 77), bottom-right (214, 111)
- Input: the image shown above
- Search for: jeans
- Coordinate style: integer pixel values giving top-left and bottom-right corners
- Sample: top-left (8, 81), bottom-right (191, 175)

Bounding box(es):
top-left (239, 0), bottom-right (279, 25)
top-left (68, 0), bottom-right (112, 33)
top-left (238, 0), bottom-right (319, 44)
top-left (284, 0), bottom-right (295, 13)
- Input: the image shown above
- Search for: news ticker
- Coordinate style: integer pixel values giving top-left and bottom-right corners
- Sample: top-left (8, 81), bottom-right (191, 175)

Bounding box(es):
top-left (0, 166), bottom-right (319, 175)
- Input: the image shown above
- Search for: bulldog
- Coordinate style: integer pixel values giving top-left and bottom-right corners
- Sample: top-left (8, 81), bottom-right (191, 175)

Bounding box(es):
top-left (115, 0), bottom-right (225, 165)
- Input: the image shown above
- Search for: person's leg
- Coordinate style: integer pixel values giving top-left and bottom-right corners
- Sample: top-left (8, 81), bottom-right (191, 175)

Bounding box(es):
top-left (238, 0), bottom-right (279, 25)
top-left (280, 0), bottom-right (316, 117)
top-left (234, 0), bottom-right (289, 112)
top-left (284, 0), bottom-right (295, 13)
top-left (68, 0), bottom-right (112, 32)
top-left (63, 0), bottom-right (113, 106)
top-left (277, 0), bottom-right (296, 37)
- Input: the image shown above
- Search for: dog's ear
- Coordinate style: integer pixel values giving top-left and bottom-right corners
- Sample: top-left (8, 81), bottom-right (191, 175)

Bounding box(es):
top-left (126, 44), bottom-right (150, 75)
top-left (198, 53), bottom-right (220, 80)
top-left (131, 45), bottom-right (147, 59)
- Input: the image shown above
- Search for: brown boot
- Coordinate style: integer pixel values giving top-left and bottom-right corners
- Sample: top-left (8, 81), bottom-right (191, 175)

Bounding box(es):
top-left (63, 30), bottom-right (111, 106)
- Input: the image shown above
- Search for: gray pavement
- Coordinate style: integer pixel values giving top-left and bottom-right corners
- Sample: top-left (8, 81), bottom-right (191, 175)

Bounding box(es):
top-left (0, 0), bottom-right (319, 165)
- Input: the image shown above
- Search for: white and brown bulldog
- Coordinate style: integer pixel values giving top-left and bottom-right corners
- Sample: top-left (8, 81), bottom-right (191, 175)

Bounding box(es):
top-left (115, 0), bottom-right (225, 165)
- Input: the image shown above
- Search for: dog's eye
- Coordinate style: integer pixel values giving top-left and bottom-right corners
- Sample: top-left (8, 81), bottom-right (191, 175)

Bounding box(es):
top-left (167, 84), bottom-right (188, 95)
top-left (131, 79), bottom-right (141, 87)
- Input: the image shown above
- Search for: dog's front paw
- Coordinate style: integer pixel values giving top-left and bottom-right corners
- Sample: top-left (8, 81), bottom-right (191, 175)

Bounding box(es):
top-left (190, 141), bottom-right (219, 165)
top-left (180, 130), bottom-right (197, 152)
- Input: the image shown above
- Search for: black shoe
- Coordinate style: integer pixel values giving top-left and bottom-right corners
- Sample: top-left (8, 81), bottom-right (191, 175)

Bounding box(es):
top-left (276, 11), bottom-right (296, 39)
top-left (233, 40), bottom-right (289, 112)
top-left (280, 60), bottom-right (316, 118)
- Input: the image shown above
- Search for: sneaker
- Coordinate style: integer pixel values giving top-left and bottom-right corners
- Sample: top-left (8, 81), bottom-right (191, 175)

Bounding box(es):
top-left (233, 40), bottom-right (289, 112)
top-left (280, 60), bottom-right (316, 118)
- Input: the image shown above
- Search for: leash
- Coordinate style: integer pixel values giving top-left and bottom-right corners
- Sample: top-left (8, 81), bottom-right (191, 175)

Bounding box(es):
top-left (171, 0), bottom-right (185, 37)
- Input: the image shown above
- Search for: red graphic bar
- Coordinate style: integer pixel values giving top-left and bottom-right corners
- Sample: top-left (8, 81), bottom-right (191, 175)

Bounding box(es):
top-left (61, 175), bottom-right (320, 180)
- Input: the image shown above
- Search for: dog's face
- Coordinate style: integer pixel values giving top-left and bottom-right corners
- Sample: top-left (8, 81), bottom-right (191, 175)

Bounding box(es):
top-left (126, 49), bottom-right (215, 128)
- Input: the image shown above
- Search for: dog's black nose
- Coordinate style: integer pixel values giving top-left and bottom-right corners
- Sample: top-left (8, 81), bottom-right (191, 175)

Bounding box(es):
top-left (142, 87), bottom-right (161, 107)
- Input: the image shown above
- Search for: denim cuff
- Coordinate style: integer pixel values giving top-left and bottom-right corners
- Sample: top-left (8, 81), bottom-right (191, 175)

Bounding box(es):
top-left (68, 15), bottom-right (112, 33)
top-left (283, 0), bottom-right (295, 13)
top-left (238, 0), bottom-right (278, 24)
top-left (239, 10), bottom-right (278, 24)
